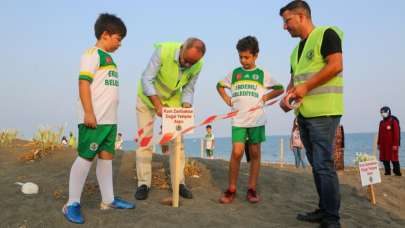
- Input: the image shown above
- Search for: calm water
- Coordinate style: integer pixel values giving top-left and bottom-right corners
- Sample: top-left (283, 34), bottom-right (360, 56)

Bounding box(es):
top-left (123, 132), bottom-right (405, 167)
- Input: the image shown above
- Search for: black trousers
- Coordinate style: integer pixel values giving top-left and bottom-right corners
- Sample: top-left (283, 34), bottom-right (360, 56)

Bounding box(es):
top-left (382, 160), bottom-right (402, 175)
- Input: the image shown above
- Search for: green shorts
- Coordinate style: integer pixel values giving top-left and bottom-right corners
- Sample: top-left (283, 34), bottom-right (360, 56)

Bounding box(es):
top-left (206, 149), bottom-right (214, 157)
top-left (77, 124), bottom-right (117, 159)
top-left (232, 125), bottom-right (266, 144)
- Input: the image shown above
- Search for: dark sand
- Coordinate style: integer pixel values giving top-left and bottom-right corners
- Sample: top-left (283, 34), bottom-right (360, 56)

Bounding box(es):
top-left (1, 140), bottom-right (404, 228)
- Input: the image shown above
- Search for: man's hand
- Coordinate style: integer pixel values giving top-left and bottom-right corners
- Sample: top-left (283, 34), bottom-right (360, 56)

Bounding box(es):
top-left (84, 112), bottom-right (97, 128)
top-left (148, 95), bottom-right (163, 117)
top-left (182, 103), bottom-right (192, 108)
top-left (289, 83), bottom-right (309, 100)
top-left (154, 104), bottom-right (163, 117)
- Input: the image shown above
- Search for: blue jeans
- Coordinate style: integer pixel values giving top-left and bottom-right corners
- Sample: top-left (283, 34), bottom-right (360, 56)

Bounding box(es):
top-left (297, 114), bottom-right (341, 222)
top-left (293, 147), bottom-right (306, 168)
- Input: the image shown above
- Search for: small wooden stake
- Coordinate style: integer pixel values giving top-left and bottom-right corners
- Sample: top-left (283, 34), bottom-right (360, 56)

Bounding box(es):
top-left (200, 138), bottom-right (204, 158)
top-left (368, 184), bottom-right (376, 206)
top-left (172, 135), bottom-right (181, 207)
top-left (372, 134), bottom-right (378, 159)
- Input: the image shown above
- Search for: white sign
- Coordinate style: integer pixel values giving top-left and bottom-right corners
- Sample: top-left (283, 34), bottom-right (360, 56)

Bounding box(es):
top-left (162, 108), bottom-right (194, 135)
top-left (359, 160), bottom-right (381, 187)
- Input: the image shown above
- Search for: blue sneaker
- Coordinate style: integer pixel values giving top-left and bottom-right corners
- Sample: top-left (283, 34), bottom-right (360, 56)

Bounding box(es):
top-left (62, 202), bottom-right (84, 224)
top-left (100, 197), bottom-right (135, 210)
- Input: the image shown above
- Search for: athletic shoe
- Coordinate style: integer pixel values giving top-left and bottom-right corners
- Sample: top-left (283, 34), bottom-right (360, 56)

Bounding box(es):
top-left (100, 197), bottom-right (136, 210)
top-left (219, 189), bottom-right (236, 204)
top-left (62, 202), bottom-right (84, 224)
top-left (246, 188), bottom-right (260, 203)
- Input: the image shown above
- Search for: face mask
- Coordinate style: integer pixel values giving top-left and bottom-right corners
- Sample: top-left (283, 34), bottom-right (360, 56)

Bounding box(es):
top-left (381, 112), bottom-right (389, 118)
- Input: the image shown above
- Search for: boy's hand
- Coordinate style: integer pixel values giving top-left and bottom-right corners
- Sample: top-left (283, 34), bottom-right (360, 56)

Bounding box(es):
top-left (84, 112), bottom-right (97, 128)
top-left (224, 96), bottom-right (232, 107)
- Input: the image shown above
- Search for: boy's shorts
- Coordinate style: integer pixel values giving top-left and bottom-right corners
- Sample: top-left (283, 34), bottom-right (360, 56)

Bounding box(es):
top-left (232, 125), bottom-right (265, 144)
top-left (77, 124), bottom-right (117, 159)
top-left (206, 149), bottom-right (214, 157)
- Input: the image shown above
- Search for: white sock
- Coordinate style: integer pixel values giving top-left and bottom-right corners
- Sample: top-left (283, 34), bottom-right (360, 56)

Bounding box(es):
top-left (67, 156), bottom-right (92, 205)
top-left (96, 158), bottom-right (114, 204)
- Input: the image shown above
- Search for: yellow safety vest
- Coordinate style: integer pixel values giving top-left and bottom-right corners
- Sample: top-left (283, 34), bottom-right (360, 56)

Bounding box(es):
top-left (138, 42), bottom-right (204, 108)
top-left (291, 26), bottom-right (344, 117)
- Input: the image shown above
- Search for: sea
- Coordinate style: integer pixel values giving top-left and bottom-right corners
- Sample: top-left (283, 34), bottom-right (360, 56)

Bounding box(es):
top-left (122, 132), bottom-right (405, 167)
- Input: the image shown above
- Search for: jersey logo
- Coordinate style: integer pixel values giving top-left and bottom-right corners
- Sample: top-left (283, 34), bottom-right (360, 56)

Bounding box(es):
top-left (253, 74), bottom-right (259, 80)
top-left (244, 74), bottom-right (250, 79)
top-left (236, 73), bottom-right (242, 80)
top-left (306, 49), bottom-right (314, 60)
top-left (106, 56), bottom-right (113, 64)
top-left (90, 143), bottom-right (99, 151)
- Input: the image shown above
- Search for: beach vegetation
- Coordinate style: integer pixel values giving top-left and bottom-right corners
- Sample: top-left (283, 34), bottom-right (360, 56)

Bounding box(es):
top-left (0, 129), bottom-right (18, 147)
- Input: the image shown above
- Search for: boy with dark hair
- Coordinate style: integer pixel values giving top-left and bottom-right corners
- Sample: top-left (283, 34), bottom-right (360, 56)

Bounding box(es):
top-left (204, 125), bottom-right (215, 159)
top-left (217, 36), bottom-right (284, 204)
top-left (62, 13), bottom-right (134, 224)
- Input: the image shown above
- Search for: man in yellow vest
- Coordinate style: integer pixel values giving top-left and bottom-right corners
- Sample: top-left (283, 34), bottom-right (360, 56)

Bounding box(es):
top-left (135, 38), bottom-right (206, 201)
top-left (280, 1), bottom-right (343, 228)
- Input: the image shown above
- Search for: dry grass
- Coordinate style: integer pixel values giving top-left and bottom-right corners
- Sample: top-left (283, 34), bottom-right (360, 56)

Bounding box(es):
top-left (0, 129), bottom-right (18, 147)
top-left (184, 158), bottom-right (201, 177)
top-left (152, 168), bottom-right (170, 189)
top-left (18, 125), bottom-right (67, 162)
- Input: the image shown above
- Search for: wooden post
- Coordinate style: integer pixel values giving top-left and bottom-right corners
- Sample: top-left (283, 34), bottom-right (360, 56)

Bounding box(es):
top-left (372, 134), bottom-right (378, 159)
top-left (200, 138), bottom-right (204, 158)
top-left (172, 135), bottom-right (181, 207)
top-left (280, 138), bottom-right (284, 168)
top-left (368, 184), bottom-right (376, 206)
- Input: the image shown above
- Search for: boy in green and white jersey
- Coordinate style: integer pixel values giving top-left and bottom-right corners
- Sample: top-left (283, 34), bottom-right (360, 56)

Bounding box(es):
top-left (63, 13), bottom-right (134, 225)
top-left (204, 125), bottom-right (215, 159)
top-left (217, 36), bottom-right (284, 204)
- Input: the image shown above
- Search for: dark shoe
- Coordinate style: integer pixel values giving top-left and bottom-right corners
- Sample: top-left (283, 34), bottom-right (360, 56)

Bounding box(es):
top-left (394, 172), bottom-right (402, 176)
top-left (135, 184), bottom-right (150, 200)
top-left (219, 189), bottom-right (236, 204)
top-left (319, 219), bottom-right (341, 228)
top-left (297, 209), bottom-right (325, 223)
top-left (384, 171), bottom-right (391, 176)
top-left (246, 188), bottom-right (260, 203)
top-left (179, 184), bottom-right (193, 199)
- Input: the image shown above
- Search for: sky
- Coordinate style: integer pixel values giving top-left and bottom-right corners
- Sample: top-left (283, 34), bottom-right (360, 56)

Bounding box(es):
top-left (1, 0), bottom-right (405, 140)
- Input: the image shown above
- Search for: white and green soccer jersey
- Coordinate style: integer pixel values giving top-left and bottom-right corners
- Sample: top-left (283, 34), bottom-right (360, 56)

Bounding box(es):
top-left (204, 133), bottom-right (215, 150)
top-left (219, 67), bottom-right (282, 127)
top-left (77, 47), bottom-right (119, 124)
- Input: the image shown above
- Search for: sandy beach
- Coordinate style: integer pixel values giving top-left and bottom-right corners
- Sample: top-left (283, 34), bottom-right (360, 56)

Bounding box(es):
top-left (0, 140), bottom-right (404, 228)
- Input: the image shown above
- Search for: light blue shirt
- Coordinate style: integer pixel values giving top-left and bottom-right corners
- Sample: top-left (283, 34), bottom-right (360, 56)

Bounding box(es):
top-left (141, 48), bottom-right (200, 105)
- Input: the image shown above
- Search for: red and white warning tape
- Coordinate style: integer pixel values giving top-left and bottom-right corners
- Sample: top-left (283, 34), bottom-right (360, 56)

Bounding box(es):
top-left (135, 98), bottom-right (280, 148)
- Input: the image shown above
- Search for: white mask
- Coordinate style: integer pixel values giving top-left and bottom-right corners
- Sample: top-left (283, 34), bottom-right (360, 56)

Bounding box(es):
top-left (381, 112), bottom-right (389, 118)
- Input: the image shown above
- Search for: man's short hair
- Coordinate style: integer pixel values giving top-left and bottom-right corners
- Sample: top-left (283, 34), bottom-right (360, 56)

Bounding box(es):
top-left (206, 125), bottom-right (212, 129)
top-left (94, 13), bottom-right (127, 39)
top-left (236, 36), bottom-right (259, 55)
top-left (279, 0), bottom-right (311, 18)
top-left (183, 37), bottom-right (206, 55)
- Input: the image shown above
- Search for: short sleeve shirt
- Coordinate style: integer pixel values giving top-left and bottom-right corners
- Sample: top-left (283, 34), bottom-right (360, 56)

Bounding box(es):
top-left (77, 47), bottom-right (119, 124)
top-left (205, 133), bottom-right (215, 149)
top-left (219, 67), bottom-right (282, 127)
